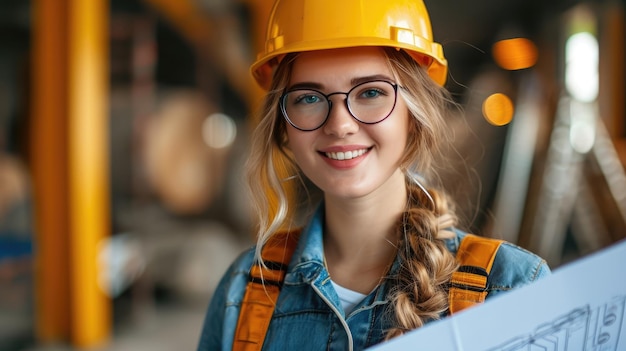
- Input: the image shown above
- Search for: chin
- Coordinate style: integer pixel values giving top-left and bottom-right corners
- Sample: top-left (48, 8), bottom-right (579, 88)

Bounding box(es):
top-left (321, 183), bottom-right (376, 200)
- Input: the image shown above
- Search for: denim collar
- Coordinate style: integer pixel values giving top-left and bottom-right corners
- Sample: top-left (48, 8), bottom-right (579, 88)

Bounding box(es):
top-left (282, 203), bottom-right (327, 287)
top-left (292, 203), bottom-right (326, 268)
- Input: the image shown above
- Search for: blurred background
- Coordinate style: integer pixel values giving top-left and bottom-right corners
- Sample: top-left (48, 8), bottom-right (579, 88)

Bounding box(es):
top-left (0, 0), bottom-right (624, 350)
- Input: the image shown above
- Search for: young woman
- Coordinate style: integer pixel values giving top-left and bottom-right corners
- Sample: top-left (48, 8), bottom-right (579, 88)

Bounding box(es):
top-left (198, 1), bottom-right (550, 350)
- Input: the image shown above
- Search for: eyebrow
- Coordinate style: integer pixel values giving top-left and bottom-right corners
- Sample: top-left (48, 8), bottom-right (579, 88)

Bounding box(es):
top-left (351, 74), bottom-right (394, 86)
top-left (287, 74), bottom-right (395, 91)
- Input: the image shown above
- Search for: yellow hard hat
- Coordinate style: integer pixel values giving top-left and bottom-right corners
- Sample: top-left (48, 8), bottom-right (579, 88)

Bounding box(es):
top-left (250, 0), bottom-right (448, 90)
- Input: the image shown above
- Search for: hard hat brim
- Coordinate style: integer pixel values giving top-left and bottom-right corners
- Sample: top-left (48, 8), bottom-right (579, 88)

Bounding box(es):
top-left (250, 37), bottom-right (448, 90)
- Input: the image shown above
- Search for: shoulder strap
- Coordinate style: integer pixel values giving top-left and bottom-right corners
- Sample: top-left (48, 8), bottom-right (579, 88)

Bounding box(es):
top-left (233, 229), bottom-right (301, 351)
top-left (448, 234), bottom-right (503, 314)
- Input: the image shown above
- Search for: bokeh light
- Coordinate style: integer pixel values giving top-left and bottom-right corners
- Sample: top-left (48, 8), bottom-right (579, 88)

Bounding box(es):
top-left (492, 38), bottom-right (539, 71)
top-left (565, 32), bottom-right (599, 102)
top-left (482, 93), bottom-right (514, 126)
top-left (202, 113), bottom-right (237, 149)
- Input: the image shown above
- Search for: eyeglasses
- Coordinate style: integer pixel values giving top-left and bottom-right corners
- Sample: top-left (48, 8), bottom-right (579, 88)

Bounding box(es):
top-left (279, 80), bottom-right (399, 131)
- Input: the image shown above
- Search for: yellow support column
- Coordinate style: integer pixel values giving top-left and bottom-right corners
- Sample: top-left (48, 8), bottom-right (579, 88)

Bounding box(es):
top-left (30, 0), bottom-right (71, 342)
top-left (68, 0), bottom-right (111, 347)
top-left (30, 0), bottom-right (111, 347)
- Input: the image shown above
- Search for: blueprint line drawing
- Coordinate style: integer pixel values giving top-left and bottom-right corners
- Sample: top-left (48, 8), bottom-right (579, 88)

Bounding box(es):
top-left (488, 295), bottom-right (625, 351)
top-left (365, 240), bottom-right (626, 351)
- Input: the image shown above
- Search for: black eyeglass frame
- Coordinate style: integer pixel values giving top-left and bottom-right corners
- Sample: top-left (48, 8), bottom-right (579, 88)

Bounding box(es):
top-left (279, 80), bottom-right (400, 132)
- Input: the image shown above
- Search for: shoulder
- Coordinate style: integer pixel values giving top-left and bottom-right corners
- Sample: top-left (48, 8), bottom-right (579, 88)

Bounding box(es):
top-left (198, 246), bottom-right (256, 350)
top-left (444, 230), bottom-right (550, 297)
top-left (205, 245), bottom-right (256, 317)
top-left (488, 241), bottom-right (550, 295)
top-left (216, 246), bottom-right (256, 302)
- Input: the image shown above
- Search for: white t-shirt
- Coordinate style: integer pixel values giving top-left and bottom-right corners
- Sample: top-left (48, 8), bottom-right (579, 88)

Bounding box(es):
top-left (331, 280), bottom-right (367, 315)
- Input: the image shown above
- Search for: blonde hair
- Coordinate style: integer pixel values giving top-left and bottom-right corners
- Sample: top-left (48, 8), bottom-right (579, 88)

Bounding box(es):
top-left (381, 48), bottom-right (460, 338)
top-left (245, 54), bottom-right (300, 263)
top-left (245, 48), bottom-right (459, 337)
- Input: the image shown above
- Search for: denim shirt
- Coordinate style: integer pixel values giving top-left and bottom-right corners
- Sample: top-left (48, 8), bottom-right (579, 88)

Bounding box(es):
top-left (198, 206), bottom-right (550, 351)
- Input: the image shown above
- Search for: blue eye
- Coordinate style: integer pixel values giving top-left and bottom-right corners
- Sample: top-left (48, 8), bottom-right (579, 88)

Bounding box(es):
top-left (361, 89), bottom-right (382, 98)
top-left (294, 93), bottom-right (322, 105)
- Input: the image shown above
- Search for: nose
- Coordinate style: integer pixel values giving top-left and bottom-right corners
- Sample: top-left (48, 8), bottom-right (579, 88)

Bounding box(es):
top-left (323, 95), bottom-right (359, 138)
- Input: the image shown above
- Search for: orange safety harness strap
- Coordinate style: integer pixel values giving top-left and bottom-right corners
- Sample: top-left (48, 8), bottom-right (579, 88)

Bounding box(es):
top-left (448, 234), bottom-right (503, 314)
top-left (233, 229), bottom-right (301, 351)
top-left (233, 231), bottom-right (501, 350)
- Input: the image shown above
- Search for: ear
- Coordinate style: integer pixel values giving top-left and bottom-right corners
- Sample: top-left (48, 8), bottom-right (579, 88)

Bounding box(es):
top-left (280, 129), bottom-right (290, 148)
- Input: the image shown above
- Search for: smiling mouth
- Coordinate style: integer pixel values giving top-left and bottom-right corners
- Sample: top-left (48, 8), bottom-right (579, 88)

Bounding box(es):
top-left (324, 148), bottom-right (370, 160)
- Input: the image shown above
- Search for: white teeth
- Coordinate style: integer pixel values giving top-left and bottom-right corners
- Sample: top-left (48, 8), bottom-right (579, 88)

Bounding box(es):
top-left (325, 149), bottom-right (367, 160)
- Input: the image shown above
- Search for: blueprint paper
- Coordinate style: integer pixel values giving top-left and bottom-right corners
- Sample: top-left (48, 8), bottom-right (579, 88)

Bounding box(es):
top-left (367, 239), bottom-right (626, 351)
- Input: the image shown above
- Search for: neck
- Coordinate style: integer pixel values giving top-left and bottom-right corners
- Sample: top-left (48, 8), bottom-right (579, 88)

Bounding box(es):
top-left (322, 169), bottom-right (407, 293)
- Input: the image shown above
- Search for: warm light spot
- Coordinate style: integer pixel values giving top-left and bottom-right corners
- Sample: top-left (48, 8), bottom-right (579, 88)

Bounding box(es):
top-left (492, 38), bottom-right (538, 70)
top-left (483, 93), bottom-right (514, 126)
